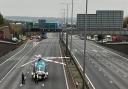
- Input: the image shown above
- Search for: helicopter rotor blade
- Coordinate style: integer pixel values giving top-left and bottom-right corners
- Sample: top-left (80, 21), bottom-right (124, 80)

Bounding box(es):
top-left (43, 58), bottom-right (66, 65)
top-left (18, 58), bottom-right (37, 68)
top-left (42, 57), bottom-right (69, 60)
top-left (18, 55), bottom-right (68, 68)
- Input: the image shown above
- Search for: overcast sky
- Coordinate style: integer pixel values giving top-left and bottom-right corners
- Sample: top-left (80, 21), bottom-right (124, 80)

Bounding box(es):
top-left (0, 0), bottom-right (128, 17)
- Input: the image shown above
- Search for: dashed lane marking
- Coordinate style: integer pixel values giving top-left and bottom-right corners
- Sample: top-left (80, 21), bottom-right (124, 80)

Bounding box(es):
top-left (89, 42), bottom-right (128, 62)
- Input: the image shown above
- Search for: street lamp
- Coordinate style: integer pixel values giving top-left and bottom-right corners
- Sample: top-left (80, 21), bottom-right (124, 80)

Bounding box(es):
top-left (60, 8), bottom-right (66, 40)
top-left (66, 3), bottom-right (69, 54)
top-left (61, 3), bottom-right (69, 54)
top-left (61, 3), bottom-right (69, 25)
top-left (83, 0), bottom-right (88, 89)
top-left (70, 0), bottom-right (74, 53)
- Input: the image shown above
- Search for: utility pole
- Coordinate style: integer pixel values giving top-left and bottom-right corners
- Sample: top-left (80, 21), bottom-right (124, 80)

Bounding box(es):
top-left (61, 2), bottom-right (69, 54)
top-left (66, 3), bottom-right (69, 54)
top-left (62, 9), bottom-right (66, 41)
top-left (70, 0), bottom-right (73, 53)
top-left (83, 0), bottom-right (88, 89)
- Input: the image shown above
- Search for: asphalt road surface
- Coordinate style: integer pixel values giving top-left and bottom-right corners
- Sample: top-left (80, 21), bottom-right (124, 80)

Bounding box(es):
top-left (0, 33), bottom-right (68, 89)
top-left (64, 35), bottom-right (128, 89)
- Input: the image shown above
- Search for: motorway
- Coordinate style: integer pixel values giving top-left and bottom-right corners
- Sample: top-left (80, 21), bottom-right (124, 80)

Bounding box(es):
top-left (0, 33), bottom-right (68, 89)
top-left (64, 35), bottom-right (128, 89)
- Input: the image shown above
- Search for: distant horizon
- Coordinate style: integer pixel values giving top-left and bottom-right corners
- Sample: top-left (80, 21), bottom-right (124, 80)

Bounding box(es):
top-left (4, 16), bottom-right (61, 18)
top-left (5, 15), bottom-right (78, 18)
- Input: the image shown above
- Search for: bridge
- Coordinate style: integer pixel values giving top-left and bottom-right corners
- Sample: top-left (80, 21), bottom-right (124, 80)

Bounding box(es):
top-left (29, 27), bottom-right (128, 35)
top-left (5, 19), bottom-right (128, 35)
top-left (30, 28), bottom-right (62, 32)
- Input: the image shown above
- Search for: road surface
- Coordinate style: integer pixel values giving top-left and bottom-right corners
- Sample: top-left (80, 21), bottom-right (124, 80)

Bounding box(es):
top-left (64, 35), bottom-right (128, 89)
top-left (0, 33), bottom-right (68, 89)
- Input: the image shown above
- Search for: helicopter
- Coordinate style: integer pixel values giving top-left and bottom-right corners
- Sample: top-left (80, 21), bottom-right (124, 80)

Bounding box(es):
top-left (19, 54), bottom-right (69, 81)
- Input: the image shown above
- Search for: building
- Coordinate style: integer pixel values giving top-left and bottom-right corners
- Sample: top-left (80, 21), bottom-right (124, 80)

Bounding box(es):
top-left (96, 10), bottom-right (123, 31)
top-left (9, 23), bottom-right (24, 38)
top-left (38, 19), bottom-right (58, 29)
top-left (77, 10), bottom-right (123, 31)
top-left (0, 26), bottom-right (11, 40)
top-left (38, 19), bottom-right (46, 28)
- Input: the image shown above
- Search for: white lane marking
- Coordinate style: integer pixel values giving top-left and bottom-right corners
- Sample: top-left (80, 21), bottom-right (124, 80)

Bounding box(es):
top-left (0, 42), bottom-right (36, 83)
top-left (59, 43), bottom-right (69, 89)
top-left (91, 50), bottom-right (98, 53)
top-left (20, 84), bottom-right (23, 87)
top-left (0, 40), bottom-right (29, 66)
top-left (82, 50), bottom-right (87, 54)
top-left (42, 83), bottom-right (44, 87)
top-left (71, 53), bottom-right (95, 89)
top-left (103, 50), bottom-right (108, 53)
top-left (73, 49), bottom-right (77, 52)
top-left (89, 42), bottom-right (128, 62)
top-left (33, 42), bottom-right (39, 47)
top-left (110, 81), bottom-right (113, 83)
top-left (66, 45), bottom-right (96, 89)
top-left (67, 39), bottom-right (95, 88)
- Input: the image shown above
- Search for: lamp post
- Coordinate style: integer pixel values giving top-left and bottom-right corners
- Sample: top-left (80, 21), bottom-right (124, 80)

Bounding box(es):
top-left (61, 9), bottom-right (66, 41)
top-left (70, 0), bottom-right (73, 53)
top-left (83, 0), bottom-right (88, 89)
top-left (61, 3), bottom-right (69, 54)
top-left (66, 3), bottom-right (69, 54)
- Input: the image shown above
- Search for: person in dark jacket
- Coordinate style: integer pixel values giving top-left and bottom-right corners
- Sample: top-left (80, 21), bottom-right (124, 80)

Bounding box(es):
top-left (34, 73), bottom-right (38, 84)
top-left (21, 72), bottom-right (25, 85)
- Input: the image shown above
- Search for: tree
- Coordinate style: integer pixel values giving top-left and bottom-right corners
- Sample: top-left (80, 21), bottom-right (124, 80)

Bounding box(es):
top-left (123, 16), bottom-right (128, 28)
top-left (0, 12), bottom-right (4, 25)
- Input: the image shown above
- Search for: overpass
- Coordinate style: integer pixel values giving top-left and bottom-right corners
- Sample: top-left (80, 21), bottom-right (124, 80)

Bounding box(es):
top-left (30, 27), bottom-right (128, 35)
top-left (30, 28), bottom-right (62, 32)
top-left (8, 20), bottom-right (128, 35)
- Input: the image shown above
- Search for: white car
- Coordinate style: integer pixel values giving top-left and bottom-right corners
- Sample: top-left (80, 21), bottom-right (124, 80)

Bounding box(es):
top-left (12, 37), bottom-right (18, 42)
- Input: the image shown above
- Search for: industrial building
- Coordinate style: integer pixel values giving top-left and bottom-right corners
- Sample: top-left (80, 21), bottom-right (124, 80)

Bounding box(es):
top-left (38, 19), bottom-right (58, 29)
top-left (77, 10), bottom-right (124, 31)
top-left (0, 26), bottom-right (11, 40)
top-left (9, 23), bottom-right (24, 38)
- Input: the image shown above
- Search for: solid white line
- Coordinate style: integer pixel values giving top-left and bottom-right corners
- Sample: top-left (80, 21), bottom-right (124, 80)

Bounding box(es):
top-left (0, 40), bottom-right (17, 44)
top-left (65, 39), bottom-right (95, 88)
top-left (0, 40), bottom-right (29, 66)
top-left (89, 42), bottom-right (128, 61)
top-left (91, 50), bottom-right (98, 53)
top-left (0, 41), bottom-right (37, 83)
top-left (59, 43), bottom-right (69, 89)
top-left (71, 53), bottom-right (96, 89)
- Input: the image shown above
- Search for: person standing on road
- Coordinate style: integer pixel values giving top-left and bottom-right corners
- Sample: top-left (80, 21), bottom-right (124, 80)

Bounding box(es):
top-left (21, 72), bottom-right (25, 85)
top-left (34, 73), bottom-right (38, 84)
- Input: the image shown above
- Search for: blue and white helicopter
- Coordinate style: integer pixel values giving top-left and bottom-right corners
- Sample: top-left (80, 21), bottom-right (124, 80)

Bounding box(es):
top-left (20, 55), bottom-right (68, 80)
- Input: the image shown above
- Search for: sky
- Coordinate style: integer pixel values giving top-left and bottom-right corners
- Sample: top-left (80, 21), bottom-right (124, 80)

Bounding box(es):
top-left (0, 0), bottom-right (128, 17)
